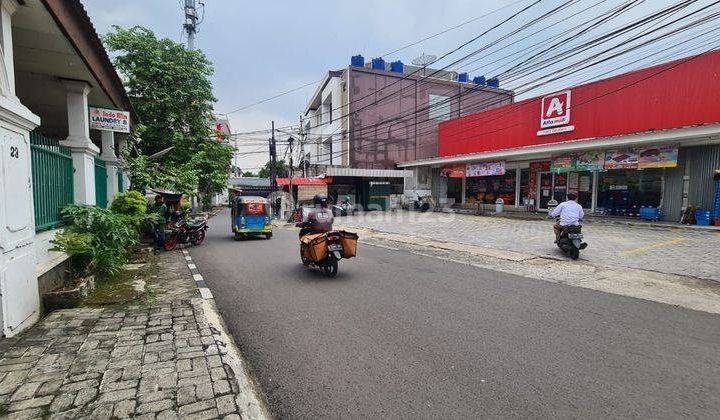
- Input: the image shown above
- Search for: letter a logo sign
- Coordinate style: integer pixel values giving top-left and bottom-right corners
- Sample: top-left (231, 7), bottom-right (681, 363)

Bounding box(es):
top-left (540, 90), bottom-right (571, 128)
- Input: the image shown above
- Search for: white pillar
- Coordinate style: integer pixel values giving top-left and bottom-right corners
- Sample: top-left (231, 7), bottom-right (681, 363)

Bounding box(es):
top-left (101, 130), bottom-right (119, 204)
top-left (0, 0), bottom-right (42, 337)
top-left (59, 79), bottom-right (98, 205)
top-left (116, 135), bottom-right (130, 190)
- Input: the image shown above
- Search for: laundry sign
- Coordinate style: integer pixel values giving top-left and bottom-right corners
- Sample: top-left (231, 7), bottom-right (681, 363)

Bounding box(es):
top-left (89, 106), bottom-right (130, 133)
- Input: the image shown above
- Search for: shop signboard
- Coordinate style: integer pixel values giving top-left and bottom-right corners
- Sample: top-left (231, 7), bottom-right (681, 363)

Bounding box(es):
top-left (551, 154), bottom-right (575, 173)
top-left (466, 161), bottom-right (505, 177)
top-left (540, 90), bottom-right (571, 128)
top-left (604, 149), bottom-right (638, 169)
top-left (441, 164), bottom-right (465, 178)
top-left (89, 106), bottom-right (130, 133)
top-left (575, 150), bottom-right (604, 171)
top-left (637, 145), bottom-right (678, 168)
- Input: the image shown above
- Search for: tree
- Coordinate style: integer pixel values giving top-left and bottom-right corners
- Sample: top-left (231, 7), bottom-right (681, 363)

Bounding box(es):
top-left (104, 26), bottom-right (232, 199)
top-left (258, 159), bottom-right (289, 179)
top-left (242, 171), bottom-right (256, 177)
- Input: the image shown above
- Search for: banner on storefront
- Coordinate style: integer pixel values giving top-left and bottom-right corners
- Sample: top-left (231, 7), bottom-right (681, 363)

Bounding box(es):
top-left (575, 150), bottom-right (604, 171)
top-left (441, 164), bottom-right (465, 178)
top-left (604, 149), bottom-right (638, 169)
top-left (551, 154), bottom-right (575, 173)
top-left (637, 145), bottom-right (678, 168)
top-left (466, 161), bottom-right (505, 177)
top-left (89, 106), bottom-right (130, 133)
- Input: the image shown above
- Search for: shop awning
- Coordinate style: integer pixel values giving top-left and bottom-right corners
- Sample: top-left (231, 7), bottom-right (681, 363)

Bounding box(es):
top-left (276, 177), bottom-right (332, 186)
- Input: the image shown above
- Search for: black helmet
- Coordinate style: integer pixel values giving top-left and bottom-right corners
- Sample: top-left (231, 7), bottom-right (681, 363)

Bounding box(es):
top-left (313, 194), bottom-right (328, 207)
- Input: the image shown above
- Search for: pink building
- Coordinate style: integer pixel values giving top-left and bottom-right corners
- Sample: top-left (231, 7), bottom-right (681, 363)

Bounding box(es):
top-left (302, 57), bottom-right (513, 208)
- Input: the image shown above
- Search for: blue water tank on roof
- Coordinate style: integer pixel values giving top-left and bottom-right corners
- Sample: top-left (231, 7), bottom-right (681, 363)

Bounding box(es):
top-left (487, 77), bottom-right (500, 88)
top-left (458, 72), bottom-right (469, 83)
top-left (473, 76), bottom-right (486, 86)
top-left (351, 55), bottom-right (365, 67)
top-left (390, 60), bottom-right (404, 73)
top-left (371, 57), bottom-right (385, 70)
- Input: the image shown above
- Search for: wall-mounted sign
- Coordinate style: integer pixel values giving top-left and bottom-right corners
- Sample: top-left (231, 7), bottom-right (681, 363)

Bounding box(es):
top-left (575, 150), bottom-right (604, 171)
top-left (551, 154), bottom-right (575, 173)
top-left (441, 164), bottom-right (465, 178)
top-left (604, 149), bottom-right (638, 170)
top-left (537, 125), bottom-right (575, 136)
top-left (637, 145), bottom-right (678, 168)
top-left (466, 161), bottom-right (505, 177)
top-left (89, 107), bottom-right (130, 133)
top-left (540, 90), bottom-right (571, 129)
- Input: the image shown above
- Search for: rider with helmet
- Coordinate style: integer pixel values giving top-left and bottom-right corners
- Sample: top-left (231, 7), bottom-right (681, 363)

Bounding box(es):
top-left (299, 195), bottom-right (334, 238)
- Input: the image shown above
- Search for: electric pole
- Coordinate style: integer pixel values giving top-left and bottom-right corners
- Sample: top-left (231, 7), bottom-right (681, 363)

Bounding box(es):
top-left (269, 121), bottom-right (277, 189)
top-left (299, 116), bottom-right (307, 177)
top-left (183, 0), bottom-right (200, 50)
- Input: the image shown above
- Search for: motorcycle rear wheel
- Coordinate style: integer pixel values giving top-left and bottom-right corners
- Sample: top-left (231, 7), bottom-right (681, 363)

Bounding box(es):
top-left (322, 259), bottom-right (338, 278)
top-left (164, 234), bottom-right (179, 251)
top-left (570, 247), bottom-right (580, 260)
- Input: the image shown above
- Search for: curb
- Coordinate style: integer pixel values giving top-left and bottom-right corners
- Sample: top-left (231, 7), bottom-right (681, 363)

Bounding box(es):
top-left (181, 249), bottom-right (272, 420)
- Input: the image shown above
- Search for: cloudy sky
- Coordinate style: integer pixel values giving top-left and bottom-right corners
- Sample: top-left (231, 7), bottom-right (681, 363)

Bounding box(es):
top-left (81, 0), bottom-right (719, 171)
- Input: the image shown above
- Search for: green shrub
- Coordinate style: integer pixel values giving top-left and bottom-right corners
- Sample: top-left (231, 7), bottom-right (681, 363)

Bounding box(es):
top-left (110, 190), bottom-right (147, 217)
top-left (51, 231), bottom-right (94, 278)
top-left (58, 205), bottom-right (138, 277)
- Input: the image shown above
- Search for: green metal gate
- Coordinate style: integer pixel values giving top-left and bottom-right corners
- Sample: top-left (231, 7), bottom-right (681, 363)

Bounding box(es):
top-left (94, 157), bottom-right (107, 208)
top-left (30, 132), bottom-right (74, 231)
top-left (117, 168), bottom-right (124, 193)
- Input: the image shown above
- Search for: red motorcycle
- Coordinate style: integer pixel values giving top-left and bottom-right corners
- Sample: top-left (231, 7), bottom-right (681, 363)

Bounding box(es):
top-left (164, 214), bottom-right (209, 251)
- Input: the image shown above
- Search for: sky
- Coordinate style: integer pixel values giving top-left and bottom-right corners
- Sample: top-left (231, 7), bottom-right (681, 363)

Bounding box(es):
top-left (81, 0), bottom-right (720, 171)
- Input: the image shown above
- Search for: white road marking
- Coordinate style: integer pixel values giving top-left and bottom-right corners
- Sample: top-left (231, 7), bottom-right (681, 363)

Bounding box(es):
top-left (188, 264), bottom-right (197, 270)
top-left (199, 287), bottom-right (214, 299)
top-left (193, 273), bottom-right (204, 282)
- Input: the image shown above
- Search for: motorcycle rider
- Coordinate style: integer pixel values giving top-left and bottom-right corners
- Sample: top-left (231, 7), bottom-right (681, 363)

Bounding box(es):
top-left (549, 192), bottom-right (584, 243)
top-left (298, 194), bottom-right (334, 238)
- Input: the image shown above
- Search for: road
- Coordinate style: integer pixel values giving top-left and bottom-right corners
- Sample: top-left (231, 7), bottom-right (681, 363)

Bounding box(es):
top-left (189, 209), bottom-right (720, 418)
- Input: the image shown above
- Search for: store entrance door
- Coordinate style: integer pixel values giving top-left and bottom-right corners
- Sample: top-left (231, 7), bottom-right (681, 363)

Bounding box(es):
top-left (537, 172), bottom-right (553, 210)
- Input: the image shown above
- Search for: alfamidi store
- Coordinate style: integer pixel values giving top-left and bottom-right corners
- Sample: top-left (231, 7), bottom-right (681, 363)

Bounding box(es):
top-left (399, 50), bottom-right (720, 224)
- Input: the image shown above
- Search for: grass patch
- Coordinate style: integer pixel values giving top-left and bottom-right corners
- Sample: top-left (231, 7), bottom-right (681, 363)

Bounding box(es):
top-left (81, 251), bottom-right (159, 307)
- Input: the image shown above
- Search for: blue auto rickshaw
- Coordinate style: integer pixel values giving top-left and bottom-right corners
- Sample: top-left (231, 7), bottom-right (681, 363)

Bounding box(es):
top-left (232, 196), bottom-right (272, 240)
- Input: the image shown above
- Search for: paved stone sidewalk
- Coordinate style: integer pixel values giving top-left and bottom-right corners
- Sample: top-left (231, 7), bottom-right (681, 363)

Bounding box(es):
top-left (0, 251), bottom-right (259, 419)
top-left (337, 211), bottom-right (720, 281)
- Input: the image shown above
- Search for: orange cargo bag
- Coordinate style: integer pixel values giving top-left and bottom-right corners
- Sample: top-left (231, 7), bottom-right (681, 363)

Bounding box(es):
top-left (339, 231), bottom-right (359, 258)
top-left (301, 233), bottom-right (328, 262)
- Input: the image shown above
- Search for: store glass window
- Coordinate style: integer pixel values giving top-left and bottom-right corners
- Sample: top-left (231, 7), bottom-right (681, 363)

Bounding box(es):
top-left (598, 169), bottom-right (663, 216)
top-left (466, 169), bottom-right (516, 205)
top-left (520, 168), bottom-right (530, 205)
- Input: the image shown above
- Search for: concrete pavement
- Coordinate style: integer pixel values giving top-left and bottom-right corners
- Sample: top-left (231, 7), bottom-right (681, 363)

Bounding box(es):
top-left (188, 209), bottom-right (720, 418)
top-left (336, 211), bottom-right (720, 281)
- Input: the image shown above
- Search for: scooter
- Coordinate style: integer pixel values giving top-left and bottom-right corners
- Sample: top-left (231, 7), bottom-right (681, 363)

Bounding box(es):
top-left (554, 218), bottom-right (587, 260)
top-left (331, 199), bottom-right (356, 217)
top-left (163, 212), bottom-right (209, 251)
top-left (297, 224), bottom-right (358, 278)
top-left (414, 194), bottom-right (430, 212)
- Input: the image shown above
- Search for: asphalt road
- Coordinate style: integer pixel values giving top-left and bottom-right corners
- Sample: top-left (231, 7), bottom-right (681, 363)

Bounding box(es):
top-left (189, 209), bottom-right (720, 418)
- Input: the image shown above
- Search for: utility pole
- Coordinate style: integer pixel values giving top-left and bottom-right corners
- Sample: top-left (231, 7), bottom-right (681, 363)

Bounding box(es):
top-left (269, 121), bottom-right (277, 189)
top-left (299, 116), bottom-right (307, 177)
top-left (183, 0), bottom-right (200, 50)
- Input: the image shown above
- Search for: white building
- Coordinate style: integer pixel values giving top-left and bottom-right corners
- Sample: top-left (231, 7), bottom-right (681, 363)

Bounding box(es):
top-left (0, 0), bottom-right (134, 336)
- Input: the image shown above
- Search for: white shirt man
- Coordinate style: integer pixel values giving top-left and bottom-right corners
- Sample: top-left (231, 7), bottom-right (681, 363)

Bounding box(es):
top-left (550, 193), bottom-right (584, 242)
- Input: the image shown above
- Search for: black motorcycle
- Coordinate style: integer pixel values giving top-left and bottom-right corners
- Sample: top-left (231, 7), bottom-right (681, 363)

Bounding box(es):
top-left (414, 195), bottom-right (430, 212)
top-left (164, 213), bottom-right (209, 251)
top-left (555, 221), bottom-right (587, 260)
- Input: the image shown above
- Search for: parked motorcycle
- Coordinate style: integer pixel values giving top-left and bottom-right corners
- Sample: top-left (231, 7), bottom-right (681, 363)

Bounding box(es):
top-left (414, 194), bottom-right (430, 212)
top-left (163, 213), bottom-right (209, 251)
top-left (297, 224), bottom-right (358, 278)
top-left (554, 218), bottom-right (587, 260)
top-left (331, 199), bottom-right (356, 217)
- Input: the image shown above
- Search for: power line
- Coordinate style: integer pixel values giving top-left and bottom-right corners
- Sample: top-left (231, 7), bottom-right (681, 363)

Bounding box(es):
top-left (219, 0), bottom-right (532, 116)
